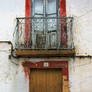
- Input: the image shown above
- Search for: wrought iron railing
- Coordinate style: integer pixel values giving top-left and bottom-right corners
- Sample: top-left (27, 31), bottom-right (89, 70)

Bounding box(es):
top-left (13, 17), bottom-right (74, 50)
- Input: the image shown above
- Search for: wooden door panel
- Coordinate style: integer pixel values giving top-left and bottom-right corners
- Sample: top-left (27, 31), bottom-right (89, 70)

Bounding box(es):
top-left (47, 69), bottom-right (62, 92)
top-left (30, 69), bottom-right (47, 92)
top-left (30, 69), bottom-right (62, 92)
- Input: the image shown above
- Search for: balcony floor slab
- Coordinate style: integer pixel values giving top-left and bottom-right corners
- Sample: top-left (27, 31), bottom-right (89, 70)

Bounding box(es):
top-left (14, 49), bottom-right (75, 57)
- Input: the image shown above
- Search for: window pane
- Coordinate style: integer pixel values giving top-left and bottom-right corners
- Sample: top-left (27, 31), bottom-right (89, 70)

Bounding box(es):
top-left (46, 0), bottom-right (56, 14)
top-left (34, 0), bottom-right (43, 14)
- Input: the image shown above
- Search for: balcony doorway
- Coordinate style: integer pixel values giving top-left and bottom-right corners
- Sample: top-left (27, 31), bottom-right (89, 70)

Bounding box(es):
top-left (31, 0), bottom-right (61, 49)
top-left (31, 0), bottom-right (59, 17)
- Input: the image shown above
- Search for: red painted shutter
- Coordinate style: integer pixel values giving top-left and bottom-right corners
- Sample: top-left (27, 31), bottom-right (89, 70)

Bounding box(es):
top-left (60, 0), bottom-right (67, 48)
top-left (25, 0), bottom-right (31, 47)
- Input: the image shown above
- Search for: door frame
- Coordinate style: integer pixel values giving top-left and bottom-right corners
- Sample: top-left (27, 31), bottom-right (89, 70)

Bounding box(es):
top-left (22, 61), bottom-right (70, 92)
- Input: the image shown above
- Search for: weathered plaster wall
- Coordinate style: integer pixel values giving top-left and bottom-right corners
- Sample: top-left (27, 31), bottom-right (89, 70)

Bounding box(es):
top-left (0, 45), bottom-right (92, 92)
top-left (67, 0), bottom-right (92, 55)
top-left (0, 0), bottom-right (92, 92)
top-left (0, 43), bottom-right (29, 92)
top-left (0, 0), bottom-right (25, 41)
top-left (69, 58), bottom-right (92, 92)
top-left (0, 0), bottom-right (27, 92)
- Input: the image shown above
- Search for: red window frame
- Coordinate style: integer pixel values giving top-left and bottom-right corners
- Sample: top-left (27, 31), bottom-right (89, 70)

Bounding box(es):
top-left (25, 0), bottom-right (67, 47)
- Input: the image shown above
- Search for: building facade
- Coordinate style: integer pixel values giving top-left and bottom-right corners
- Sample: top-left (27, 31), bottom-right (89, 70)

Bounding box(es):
top-left (0, 0), bottom-right (92, 92)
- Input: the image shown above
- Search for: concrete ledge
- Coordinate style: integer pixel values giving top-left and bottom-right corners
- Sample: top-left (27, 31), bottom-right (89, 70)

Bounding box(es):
top-left (14, 49), bottom-right (75, 57)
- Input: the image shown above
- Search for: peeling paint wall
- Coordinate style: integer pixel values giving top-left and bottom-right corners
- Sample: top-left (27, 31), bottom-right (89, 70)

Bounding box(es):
top-left (0, 43), bottom-right (28, 92)
top-left (69, 58), bottom-right (92, 92)
top-left (0, 0), bottom-right (92, 92)
top-left (0, 0), bottom-right (28, 92)
top-left (67, 0), bottom-right (92, 55)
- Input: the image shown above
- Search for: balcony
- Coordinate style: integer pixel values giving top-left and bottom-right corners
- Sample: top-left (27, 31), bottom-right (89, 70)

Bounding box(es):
top-left (13, 17), bottom-right (75, 57)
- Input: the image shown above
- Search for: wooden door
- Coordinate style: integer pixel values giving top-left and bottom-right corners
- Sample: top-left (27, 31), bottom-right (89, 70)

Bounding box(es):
top-left (30, 69), bottom-right (63, 92)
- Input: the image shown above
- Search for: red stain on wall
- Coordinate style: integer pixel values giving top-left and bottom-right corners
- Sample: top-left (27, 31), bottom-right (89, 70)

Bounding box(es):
top-left (25, 0), bottom-right (31, 47)
top-left (25, 0), bottom-right (31, 17)
top-left (22, 61), bottom-right (69, 81)
top-left (60, 0), bottom-right (67, 48)
top-left (60, 0), bottom-right (66, 17)
top-left (24, 67), bottom-right (30, 79)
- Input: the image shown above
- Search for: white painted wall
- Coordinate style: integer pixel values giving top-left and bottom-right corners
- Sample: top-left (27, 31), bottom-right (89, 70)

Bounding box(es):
top-left (0, 0), bottom-right (27, 92)
top-left (0, 0), bottom-right (92, 92)
top-left (67, 0), bottom-right (92, 55)
top-left (0, 0), bottom-right (25, 41)
top-left (69, 58), bottom-right (92, 92)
